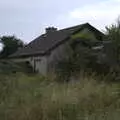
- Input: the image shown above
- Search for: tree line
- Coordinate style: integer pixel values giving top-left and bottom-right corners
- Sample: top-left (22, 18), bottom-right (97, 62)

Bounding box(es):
top-left (0, 36), bottom-right (24, 58)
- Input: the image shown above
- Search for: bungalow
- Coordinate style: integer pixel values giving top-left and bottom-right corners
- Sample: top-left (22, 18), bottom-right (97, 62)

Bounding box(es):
top-left (10, 23), bottom-right (105, 75)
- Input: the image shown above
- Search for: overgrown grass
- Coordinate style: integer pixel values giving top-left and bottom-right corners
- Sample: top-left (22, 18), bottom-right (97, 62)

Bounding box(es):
top-left (0, 73), bottom-right (120, 120)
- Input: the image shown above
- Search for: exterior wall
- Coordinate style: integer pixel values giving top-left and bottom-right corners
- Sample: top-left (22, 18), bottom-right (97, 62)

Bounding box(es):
top-left (11, 56), bottom-right (48, 76)
top-left (30, 56), bottom-right (48, 75)
top-left (47, 42), bottom-right (69, 73)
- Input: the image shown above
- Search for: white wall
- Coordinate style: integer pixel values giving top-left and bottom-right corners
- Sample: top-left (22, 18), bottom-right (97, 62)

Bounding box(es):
top-left (30, 56), bottom-right (48, 75)
top-left (11, 56), bottom-right (48, 76)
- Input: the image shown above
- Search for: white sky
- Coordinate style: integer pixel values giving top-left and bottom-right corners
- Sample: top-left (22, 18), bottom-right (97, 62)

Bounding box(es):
top-left (0, 0), bottom-right (120, 43)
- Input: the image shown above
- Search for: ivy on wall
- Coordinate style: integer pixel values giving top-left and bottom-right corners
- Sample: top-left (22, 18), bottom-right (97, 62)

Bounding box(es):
top-left (71, 28), bottom-right (97, 41)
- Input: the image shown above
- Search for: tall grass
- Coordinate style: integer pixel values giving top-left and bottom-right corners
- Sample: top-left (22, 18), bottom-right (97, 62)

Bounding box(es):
top-left (0, 73), bottom-right (120, 120)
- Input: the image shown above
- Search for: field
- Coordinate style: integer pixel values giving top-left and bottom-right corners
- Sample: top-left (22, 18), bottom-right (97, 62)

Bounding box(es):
top-left (1, 72), bottom-right (120, 120)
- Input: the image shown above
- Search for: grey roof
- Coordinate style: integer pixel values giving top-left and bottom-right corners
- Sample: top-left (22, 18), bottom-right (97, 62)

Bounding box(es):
top-left (10, 23), bottom-right (105, 58)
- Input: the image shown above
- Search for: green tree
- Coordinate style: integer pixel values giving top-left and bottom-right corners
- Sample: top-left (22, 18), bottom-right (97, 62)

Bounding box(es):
top-left (56, 39), bottom-right (106, 81)
top-left (105, 18), bottom-right (120, 64)
top-left (0, 36), bottom-right (24, 58)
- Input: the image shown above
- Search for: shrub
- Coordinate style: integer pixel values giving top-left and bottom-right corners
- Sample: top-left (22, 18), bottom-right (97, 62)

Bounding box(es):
top-left (55, 39), bottom-right (111, 81)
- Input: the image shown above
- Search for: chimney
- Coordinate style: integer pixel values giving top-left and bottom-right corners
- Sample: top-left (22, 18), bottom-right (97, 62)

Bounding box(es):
top-left (45, 27), bottom-right (57, 34)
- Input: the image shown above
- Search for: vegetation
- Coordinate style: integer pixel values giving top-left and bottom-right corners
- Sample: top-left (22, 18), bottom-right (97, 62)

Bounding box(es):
top-left (0, 36), bottom-right (24, 58)
top-left (56, 43), bottom-right (99, 80)
top-left (56, 18), bottom-right (120, 81)
top-left (71, 29), bottom-right (97, 40)
top-left (56, 36), bottom-right (108, 81)
top-left (105, 18), bottom-right (120, 63)
top-left (0, 73), bottom-right (120, 120)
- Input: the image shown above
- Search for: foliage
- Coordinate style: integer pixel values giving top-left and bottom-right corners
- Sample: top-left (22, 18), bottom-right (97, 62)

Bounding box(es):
top-left (56, 18), bottom-right (120, 80)
top-left (71, 29), bottom-right (97, 41)
top-left (0, 36), bottom-right (24, 58)
top-left (1, 73), bottom-right (120, 120)
top-left (56, 38), bottom-right (110, 81)
top-left (105, 18), bottom-right (120, 63)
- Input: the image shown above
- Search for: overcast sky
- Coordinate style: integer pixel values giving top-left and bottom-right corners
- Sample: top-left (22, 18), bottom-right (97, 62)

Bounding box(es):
top-left (0, 0), bottom-right (120, 43)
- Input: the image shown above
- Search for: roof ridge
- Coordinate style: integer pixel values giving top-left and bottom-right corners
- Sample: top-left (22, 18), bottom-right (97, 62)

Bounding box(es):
top-left (28, 23), bottom-right (89, 45)
top-left (58, 22), bottom-right (89, 31)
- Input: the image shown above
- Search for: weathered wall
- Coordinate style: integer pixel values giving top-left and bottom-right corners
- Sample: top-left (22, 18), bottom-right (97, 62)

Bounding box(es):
top-left (30, 56), bottom-right (48, 75)
top-left (47, 42), bottom-right (69, 73)
top-left (11, 56), bottom-right (48, 76)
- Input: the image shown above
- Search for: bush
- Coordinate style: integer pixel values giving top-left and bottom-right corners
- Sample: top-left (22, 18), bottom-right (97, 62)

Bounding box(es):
top-left (55, 39), bottom-right (111, 81)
